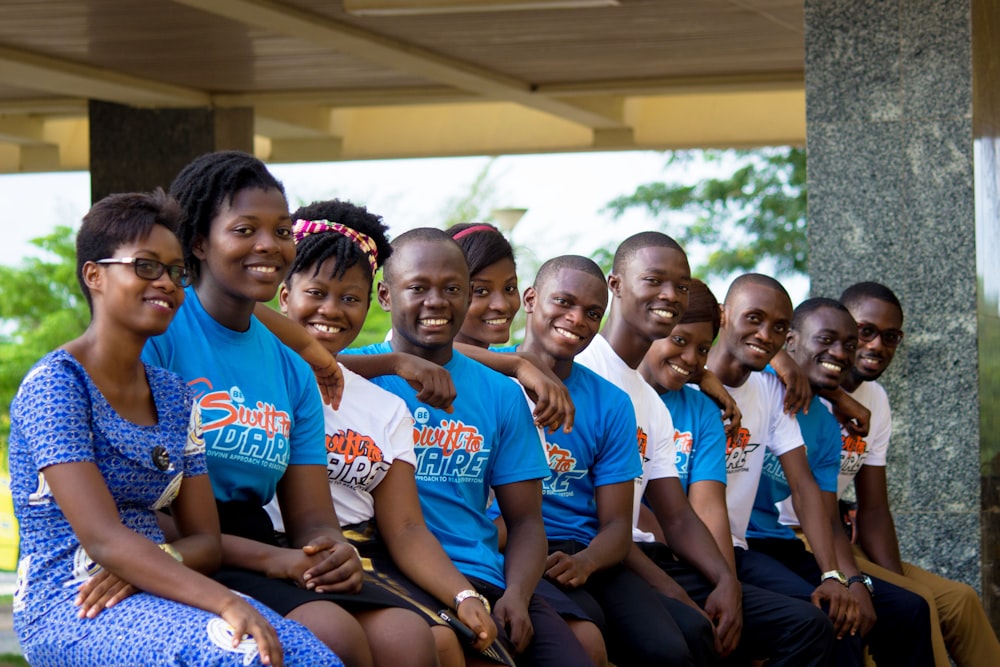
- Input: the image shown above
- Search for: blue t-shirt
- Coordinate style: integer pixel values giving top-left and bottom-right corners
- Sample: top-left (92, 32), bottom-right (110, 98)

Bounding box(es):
top-left (142, 288), bottom-right (326, 505)
top-left (354, 342), bottom-right (549, 588)
top-left (535, 363), bottom-right (643, 545)
top-left (747, 394), bottom-right (841, 540)
top-left (659, 386), bottom-right (728, 494)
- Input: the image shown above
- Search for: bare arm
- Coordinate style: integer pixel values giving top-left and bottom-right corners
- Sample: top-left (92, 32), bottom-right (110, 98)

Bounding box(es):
top-left (339, 353), bottom-right (456, 413)
top-left (545, 481), bottom-right (633, 588)
top-left (374, 462), bottom-right (496, 650)
top-left (687, 480), bottom-right (737, 574)
top-left (769, 349), bottom-right (812, 416)
top-left (853, 464), bottom-right (903, 574)
top-left (493, 479), bottom-right (547, 653)
top-left (254, 303), bottom-right (343, 409)
top-left (824, 489), bottom-right (876, 638)
top-left (780, 447), bottom-right (857, 638)
top-left (455, 343), bottom-right (574, 434)
top-left (45, 462), bottom-right (284, 665)
top-left (819, 387), bottom-right (871, 437)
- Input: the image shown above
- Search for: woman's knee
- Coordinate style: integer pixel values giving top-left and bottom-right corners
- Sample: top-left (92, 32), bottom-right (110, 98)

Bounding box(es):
top-left (286, 601), bottom-right (373, 667)
top-left (355, 607), bottom-right (439, 667)
top-left (431, 624), bottom-right (465, 667)
top-left (568, 619), bottom-right (608, 667)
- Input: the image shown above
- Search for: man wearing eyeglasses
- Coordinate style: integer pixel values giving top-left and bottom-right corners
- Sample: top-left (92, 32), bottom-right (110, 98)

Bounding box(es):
top-left (838, 282), bottom-right (1000, 667)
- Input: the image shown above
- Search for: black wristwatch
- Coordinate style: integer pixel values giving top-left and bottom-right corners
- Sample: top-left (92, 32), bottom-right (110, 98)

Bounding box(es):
top-left (847, 574), bottom-right (875, 596)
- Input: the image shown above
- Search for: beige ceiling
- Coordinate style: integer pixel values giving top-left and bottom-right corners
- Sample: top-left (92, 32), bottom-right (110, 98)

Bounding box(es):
top-left (0, 0), bottom-right (806, 173)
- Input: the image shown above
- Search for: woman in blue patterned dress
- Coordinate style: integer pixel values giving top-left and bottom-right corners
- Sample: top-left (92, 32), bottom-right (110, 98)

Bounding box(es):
top-left (7, 190), bottom-right (342, 667)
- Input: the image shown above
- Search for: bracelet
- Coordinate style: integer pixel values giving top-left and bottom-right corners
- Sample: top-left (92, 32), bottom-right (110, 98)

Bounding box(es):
top-left (454, 589), bottom-right (491, 614)
top-left (159, 543), bottom-right (183, 563)
top-left (820, 570), bottom-right (848, 587)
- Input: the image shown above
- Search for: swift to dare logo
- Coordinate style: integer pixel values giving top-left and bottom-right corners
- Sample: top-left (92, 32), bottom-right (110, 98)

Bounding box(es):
top-left (413, 419), bottom-right (489, 481)
top-left (840, 433), bottom-right (869, 476)
top-left (326, 428), bottom-right (387, 488)
top-left (543, 441), bottom-right (586, 496)
top-left (725, 427), bottom-right (758, 473)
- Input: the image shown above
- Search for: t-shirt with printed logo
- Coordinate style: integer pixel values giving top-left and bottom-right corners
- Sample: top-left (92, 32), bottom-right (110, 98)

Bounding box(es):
top-left (351, 342), bottom-right (549, 589)
top-left (576, 334), bottom-right (678, 543)
top-left (659, 386), bottom-right (728, 494)
top-left (143, 287), bottom-right (326, 506)
top-left (722, 371), bottom-right (804, 549)
top-left (747, 394), bottom-right (841, 540)
top-left (836, 381), bottom-right (891, 497)
top-left (265, 365), bottom-right (417, 530)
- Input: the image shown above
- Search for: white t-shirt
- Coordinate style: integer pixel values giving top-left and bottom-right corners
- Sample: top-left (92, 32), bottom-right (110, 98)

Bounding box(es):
top-left (837, 380), bottom-right (891, 497)
top-left (724, 371), bottom-right (803, 549)
top-left (267, 365), bottom-right (417, 529)
top-left (577, 334), bottom-right (678, 542)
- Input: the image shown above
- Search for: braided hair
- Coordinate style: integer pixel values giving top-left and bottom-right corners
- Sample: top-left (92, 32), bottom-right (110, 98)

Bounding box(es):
top-left (168, 151), bottom-right (285, 278)
top-left (288, 200), bottom-right (392, 295)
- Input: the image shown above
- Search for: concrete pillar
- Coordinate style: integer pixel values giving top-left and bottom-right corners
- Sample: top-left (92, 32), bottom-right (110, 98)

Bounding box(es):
top-left (88, 101), bottom-right (253, 202)
top-left (805, 0), bottom-right (994, 622)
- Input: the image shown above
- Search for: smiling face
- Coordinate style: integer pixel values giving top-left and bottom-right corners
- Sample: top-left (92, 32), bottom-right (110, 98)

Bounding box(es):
top-left (640, 320), bottom-right (715, 393)
top-left (457, 257), bottom-right (520, 348)
top-left (787, 306), bottom-right (858, 391)
top-left (378, 239), bottom-right (471, 365)
top-left (88, 224), bottom-right (186, 337)
top-left (610, 246), bottom-right (691, 342)
top-left (193, 187), bottom-right (294, 310)
top-left (845, 297), bottom-right (904, 386)
top-left (280, 259), bottom-right (371, 356)
top-left (523, 267), bottom-right (607, 369)
top-left (720, 283), bottom-right (792, 373)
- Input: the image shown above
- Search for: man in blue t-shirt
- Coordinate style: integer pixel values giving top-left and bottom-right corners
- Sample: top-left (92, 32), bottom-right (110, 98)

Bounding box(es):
top-left (357, 228), bottom-right (597, 667)
top-left (746, 297), bottom-right (933, 667)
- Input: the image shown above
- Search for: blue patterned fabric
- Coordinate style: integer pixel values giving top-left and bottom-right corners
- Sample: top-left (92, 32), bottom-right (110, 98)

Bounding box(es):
top-left (8, 350), bottom-right (341, 666)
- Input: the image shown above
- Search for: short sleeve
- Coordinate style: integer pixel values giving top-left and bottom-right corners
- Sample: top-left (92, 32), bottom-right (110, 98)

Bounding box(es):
top-left (489, 384), bottom-right (548, 487)
top-left (687, 392), bottom-right (728, 486)
top-left (12, 360), bottom-right (96, 471)
top-left (182, 401), bottom-right (209, 478)
top-left (592, 388), bottom-right (643, 486)
top-left (287, 364), bottom-right (328, 467)
top-left (384, 396), bottom-right (417, 469)
top-left (811, 409), bottom-right (842, 494)
top-left (646, 395), bottom-right (679, 480)
top-left (765, 377), bottom-right (804, 457)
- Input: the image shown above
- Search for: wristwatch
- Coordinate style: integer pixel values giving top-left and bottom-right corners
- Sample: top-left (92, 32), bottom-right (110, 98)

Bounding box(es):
top-left (847, 574), bottom-right (875, 596)
top-left (159, 543), bottom-right (183, 563)
top-left (454, 589), bottom-right (491, 614)
top-left (820, 570), bottom-right (848, 587)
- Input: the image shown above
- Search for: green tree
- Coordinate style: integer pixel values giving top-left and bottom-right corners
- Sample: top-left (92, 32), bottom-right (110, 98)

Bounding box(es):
top-left (0, 227), bottom-right (89, 460)
top-left (604, 146), bottom-right (807, 280)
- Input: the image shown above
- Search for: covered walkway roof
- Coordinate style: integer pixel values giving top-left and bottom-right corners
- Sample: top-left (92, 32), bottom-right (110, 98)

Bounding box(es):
top-left (0, 0), bottom-right (806, 173)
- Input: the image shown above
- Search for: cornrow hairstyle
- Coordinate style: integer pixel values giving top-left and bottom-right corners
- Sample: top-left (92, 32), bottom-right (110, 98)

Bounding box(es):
top-left (678, 279), bottom-right (721, 338)
top-left (839, 281), bottom-right (903, 322)
top-left (446, 222), bottom-right (515, 278)
top-left (792, 297), bottom-right (852, 331)
top-left (612, 231), bottom-right (684, 274)
top-left (76, 189), bottom-right (185, 312)
top-left (288, 200), bottom-right (392, 293)
top-left (168, 151), bottom-right (285, 278)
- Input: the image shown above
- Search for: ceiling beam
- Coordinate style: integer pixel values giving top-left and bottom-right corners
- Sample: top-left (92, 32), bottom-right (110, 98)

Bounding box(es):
top-left (0, 45), bottom-right (210, 108)
top-left (173, 0), bottom-right (626, 129)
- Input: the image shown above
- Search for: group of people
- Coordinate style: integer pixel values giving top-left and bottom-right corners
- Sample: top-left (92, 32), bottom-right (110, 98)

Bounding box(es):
top-left (7, 149), bottom-right (998, 667)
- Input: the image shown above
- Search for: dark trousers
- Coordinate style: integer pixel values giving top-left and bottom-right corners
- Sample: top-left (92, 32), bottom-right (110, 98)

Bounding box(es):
top-left (638, 541), bottom-right (835, 667)
top-left (548, 540), bottom-right (717, 667)
top-left (744, 539), bottom-right (935, 667)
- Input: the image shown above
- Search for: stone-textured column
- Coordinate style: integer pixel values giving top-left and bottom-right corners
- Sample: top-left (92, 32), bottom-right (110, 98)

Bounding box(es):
top-left (89, 102), bottom-right (253, 203)
top-left (805, 0), bottom-right (992, 618)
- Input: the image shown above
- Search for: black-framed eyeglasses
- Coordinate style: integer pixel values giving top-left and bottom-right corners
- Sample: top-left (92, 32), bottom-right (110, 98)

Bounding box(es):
top-left (857, 323), bottom-right (904, 347)
top-left (96, 257), bottom-right (193, 288)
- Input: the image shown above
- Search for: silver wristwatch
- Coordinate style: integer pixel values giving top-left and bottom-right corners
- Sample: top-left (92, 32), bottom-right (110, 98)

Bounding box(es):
top-left (454, 589), bottom-right (491, 614)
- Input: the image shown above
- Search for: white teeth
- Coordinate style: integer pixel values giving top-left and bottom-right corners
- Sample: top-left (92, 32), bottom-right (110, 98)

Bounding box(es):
top-left (748, 344), bottom-right (767, 354)
top-left (146, 299), bottom-right (171, 309)
top-left (859, 357), bottom-right (882, 367)
top-left (311, 323), bottom-right (342, 334)
top-left (669, 363), bottom-right (691, 376)
top-left (485, 318), bottom-right (509, 326)
top-left (554, 327), bottom-right (581, 340)
top-left (421, 319), bottom-right (448, 326)
top-left (820, 361), bottom-right (843, 372)
top-left (248, 266), bottom-right (277, 274)
top-left (652, 309), bottom-right (675, 319)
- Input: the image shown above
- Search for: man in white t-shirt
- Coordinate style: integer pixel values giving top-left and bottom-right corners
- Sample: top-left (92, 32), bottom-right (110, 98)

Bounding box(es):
top-left (578, 233), bottom-right (833, 666)
top-left (837, 282), bottom-right (1000, 667)
top-left (705, 273), bottom-right (862, 664)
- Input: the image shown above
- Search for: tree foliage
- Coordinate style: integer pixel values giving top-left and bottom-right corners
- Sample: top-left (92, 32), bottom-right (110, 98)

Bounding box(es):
top-left (604, 147), bottom-right (807, 280)
top-left (0, 227), bottom-right (89, 458)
